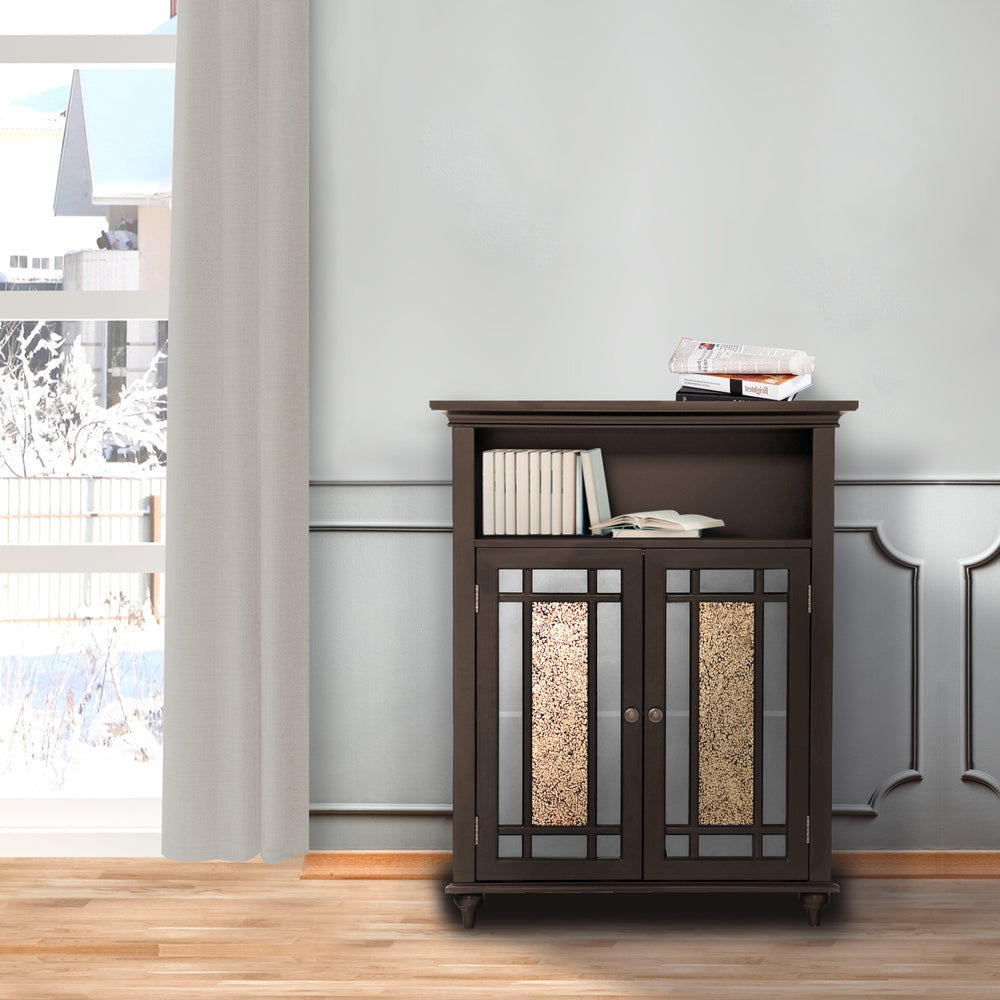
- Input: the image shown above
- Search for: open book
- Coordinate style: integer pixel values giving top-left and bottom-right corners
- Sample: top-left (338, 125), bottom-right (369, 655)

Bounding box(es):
top-left (590, 510), bottom-right (725, 536)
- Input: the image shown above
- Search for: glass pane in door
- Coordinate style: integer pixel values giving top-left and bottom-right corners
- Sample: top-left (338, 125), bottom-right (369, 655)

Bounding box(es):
top-left (497, 601), bottom-right (522, 825)
top-left (596, 602), bottom-right (622, 825)
top-left (763, 601), bottom-right (788, 825)
top-left (664, 600), bottom-right (690, 826)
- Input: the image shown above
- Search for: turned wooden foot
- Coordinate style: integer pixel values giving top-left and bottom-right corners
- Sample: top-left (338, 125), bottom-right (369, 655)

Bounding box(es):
top-left (800, 892), bottom-right (830, 927)
top-left (454, 893), bottom-right (483, 929)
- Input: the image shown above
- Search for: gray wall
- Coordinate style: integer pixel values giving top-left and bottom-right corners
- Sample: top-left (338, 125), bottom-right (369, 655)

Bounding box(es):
top-left (309, 0), bottom-right (1000, 850)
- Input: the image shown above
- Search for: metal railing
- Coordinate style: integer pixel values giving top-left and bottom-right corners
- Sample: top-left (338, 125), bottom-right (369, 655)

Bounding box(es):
top-left (0, 477), bottom-right (165, 623)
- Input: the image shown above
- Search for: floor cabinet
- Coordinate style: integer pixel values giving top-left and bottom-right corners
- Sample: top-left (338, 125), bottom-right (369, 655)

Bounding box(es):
top-left (430, 401), bottom-right (857, 928)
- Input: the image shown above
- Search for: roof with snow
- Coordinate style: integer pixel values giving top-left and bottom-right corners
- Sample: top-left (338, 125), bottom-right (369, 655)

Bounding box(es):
top-left (53, 67), bottom-right (174, 216)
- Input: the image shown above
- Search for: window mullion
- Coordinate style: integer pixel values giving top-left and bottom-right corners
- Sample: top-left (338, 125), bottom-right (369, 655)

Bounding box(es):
top-left (0, 34), bottom-right (175, 64)
top-left (0, 290), bottom-right (168, 321)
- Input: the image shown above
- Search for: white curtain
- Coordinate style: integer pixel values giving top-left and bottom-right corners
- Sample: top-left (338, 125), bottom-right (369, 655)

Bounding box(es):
top-left (163, 0), bottom-right (310, 863)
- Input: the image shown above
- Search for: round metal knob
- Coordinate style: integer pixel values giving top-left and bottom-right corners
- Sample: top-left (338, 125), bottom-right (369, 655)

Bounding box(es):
top-left (624, 707), bottom-right (640, 724)
top-left (648, 707), bottom-right (664, 724)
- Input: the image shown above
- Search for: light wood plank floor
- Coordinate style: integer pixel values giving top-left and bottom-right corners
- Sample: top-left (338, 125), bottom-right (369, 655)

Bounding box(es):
top-left (2, 858), bottom-right (1000, 999)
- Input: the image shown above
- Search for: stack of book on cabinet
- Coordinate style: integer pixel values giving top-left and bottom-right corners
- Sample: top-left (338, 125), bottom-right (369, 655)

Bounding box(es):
top-left (482, 447), bottom-right (725, 538)
top-left (669, 338), bottom-right (814, 401)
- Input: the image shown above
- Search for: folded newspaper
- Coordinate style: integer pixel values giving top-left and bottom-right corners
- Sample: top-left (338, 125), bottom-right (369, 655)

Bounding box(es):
top-left (668, 338), bottom-right (815, 376)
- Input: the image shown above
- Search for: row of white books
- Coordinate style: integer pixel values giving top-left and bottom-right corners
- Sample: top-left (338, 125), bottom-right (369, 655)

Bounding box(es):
top-left (482, 448), bottom-right (611, 536)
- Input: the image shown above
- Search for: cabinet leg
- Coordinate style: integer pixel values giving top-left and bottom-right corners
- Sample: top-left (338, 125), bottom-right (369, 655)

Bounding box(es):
top-left (454, 893), bottom-right (483, 929)
top-left (799, 892), bottom-right (830, 927)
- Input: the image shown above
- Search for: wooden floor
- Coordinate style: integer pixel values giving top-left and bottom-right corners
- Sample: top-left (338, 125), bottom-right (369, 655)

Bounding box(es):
top-left (3, 859), bottom-right (1000, 999)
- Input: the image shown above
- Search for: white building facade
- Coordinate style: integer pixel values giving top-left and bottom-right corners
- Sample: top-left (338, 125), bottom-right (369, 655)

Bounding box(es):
top-left (55, 68), bottom-right (173, 406)
top-left (0, 107), bottom-right (97, 290)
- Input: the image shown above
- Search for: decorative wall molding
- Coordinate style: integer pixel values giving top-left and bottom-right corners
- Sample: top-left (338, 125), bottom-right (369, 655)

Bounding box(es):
top-left (832, 524), bottom-right (922, 818)
top-left (309, 480), bottom-right (451, 487)
top-left (308, 478), bottom-right (1000, 489)
top-left (835, 479), bottom-right (1000, 486)
top-left (309, 523), bottom-right (452, 532)
top-left (309, 803), bottom-right (452, 816)
top-left (961, 533), bottom-right (1000, 798)
top-left (308, 481), bottom-right (452, 532)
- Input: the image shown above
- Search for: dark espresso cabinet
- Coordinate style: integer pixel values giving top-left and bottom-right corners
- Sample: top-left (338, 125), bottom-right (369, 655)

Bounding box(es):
top-left (430, 401), bottom-right (857, 928)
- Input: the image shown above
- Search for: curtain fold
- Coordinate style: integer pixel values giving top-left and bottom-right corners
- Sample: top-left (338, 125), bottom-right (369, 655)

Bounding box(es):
top-left (163, 0), bottom-right (310, 863)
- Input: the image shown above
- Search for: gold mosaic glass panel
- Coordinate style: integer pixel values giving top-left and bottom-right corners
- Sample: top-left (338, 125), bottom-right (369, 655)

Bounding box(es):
top-left (531, 601), bottom-right (589, 826)
top-left (698, 601), bottom-right (755, 826)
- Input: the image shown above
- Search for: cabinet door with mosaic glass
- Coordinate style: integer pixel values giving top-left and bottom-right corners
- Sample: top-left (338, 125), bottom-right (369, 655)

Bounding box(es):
top-left (475, 548), bottom-right (644, 881)
top-left (642, 548), bottom-right (812, 881)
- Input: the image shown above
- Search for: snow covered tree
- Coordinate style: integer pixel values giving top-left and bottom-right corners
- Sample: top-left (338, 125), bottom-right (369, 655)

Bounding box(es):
top-left (0, 321), bottom-right (166, 477)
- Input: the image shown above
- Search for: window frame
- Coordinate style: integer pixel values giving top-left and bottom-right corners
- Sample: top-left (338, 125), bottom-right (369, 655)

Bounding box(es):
top-left (0, 30), bottom-right (175, 854)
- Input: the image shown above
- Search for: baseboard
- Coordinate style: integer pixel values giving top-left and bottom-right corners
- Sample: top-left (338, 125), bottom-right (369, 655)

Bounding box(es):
top-left (833, 851), bottom-right (1000, 878)
top-left (301, 850), bottom-right (452, 880)
top-left (303, 850), bottom-right (1000, 880)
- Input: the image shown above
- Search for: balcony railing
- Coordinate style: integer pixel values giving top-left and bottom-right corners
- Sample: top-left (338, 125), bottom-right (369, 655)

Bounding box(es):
top-left (0, 476), bottom-right (165, 623)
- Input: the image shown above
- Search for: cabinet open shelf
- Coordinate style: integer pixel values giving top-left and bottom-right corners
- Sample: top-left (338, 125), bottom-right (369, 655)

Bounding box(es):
top-left (476, 425), bottom-right (813, 538)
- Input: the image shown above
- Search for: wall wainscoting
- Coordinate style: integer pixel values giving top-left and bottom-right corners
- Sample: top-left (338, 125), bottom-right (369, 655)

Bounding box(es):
top-left (309, 480), bottom-right (1000, 852)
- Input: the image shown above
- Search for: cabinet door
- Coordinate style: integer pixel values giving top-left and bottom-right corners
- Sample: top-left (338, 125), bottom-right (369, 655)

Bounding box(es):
top-left (475, 549), bottom-right (643, 881)
top-left (643, 549), bottom-right (811, 881)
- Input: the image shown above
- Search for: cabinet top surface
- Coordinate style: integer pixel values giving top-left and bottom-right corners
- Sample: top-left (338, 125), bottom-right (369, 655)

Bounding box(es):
top-left (430, 400), bottom-right (858, 428)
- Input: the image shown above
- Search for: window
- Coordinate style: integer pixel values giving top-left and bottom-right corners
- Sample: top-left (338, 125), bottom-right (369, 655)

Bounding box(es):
top-left (0, 6), bottom-right (175, 852)
top-left (156, 319), bottom-right (168, 392)
top-left (106, 319), bottom-right (127, 406)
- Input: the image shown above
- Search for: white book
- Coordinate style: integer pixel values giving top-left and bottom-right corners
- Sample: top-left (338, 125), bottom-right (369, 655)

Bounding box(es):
top-left (574, 455), bottom-right (584, 534)
top-left (550, 451), bottom-right (563, 535)
top-left (580, 448), bottom-right (612, 535)
top-left (504, 451), bottom-right (516, 535)
top-left (492, 450), bottom-right (505, 534)
top-left (482, 449), bottom-right (496, 535)
top-left (528, 451), bottom-right (541, 534)
top-left (515, 450), bottom-right (530, 534)
top-left (561, 450), bottom-right (578, 536)
top-left (679, 371), bottom-right (812, 400)
top-left (539, 451), bottom-right (553, 535)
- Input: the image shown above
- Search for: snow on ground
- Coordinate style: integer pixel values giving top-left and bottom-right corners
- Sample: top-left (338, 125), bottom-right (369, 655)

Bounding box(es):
top-left (0, 616), bottom-right (162, 797)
